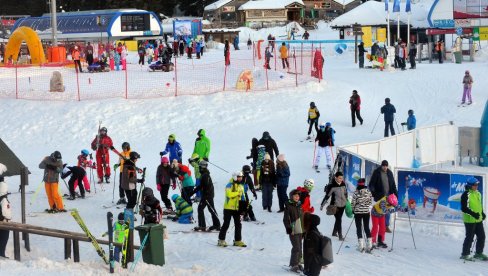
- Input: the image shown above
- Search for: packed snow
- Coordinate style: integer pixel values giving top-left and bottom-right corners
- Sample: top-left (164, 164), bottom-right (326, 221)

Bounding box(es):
top-left (1, 23), bottom-right (488, 276)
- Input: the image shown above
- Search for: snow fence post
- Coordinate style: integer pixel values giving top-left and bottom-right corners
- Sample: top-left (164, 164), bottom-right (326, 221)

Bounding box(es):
top-left (253, 41), bottom-right (256, 67)
top-left (223, 63), bottom-right (227, 91)
top-left (265, 65), bottom-right (269, 90)
top-left (301, 42), bottom-right (303, 75)
top-left (274, 45), bottom-right (277, 71)
top-left (125, 65), bottom-right (128, 99)
top-left (15, 64), bottom-right (18, 99)
top-left (311, 43), bottom-right (314, 77)
top-left (76, 68), bottom-right (81, 101)
top-left (294, 50), bottom-right (298, 87)
top-left (174, 56), bottom-right (178, 97)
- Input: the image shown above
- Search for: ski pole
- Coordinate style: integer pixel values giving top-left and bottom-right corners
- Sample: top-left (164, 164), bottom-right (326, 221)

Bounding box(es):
top-left (406, 206), bottom-right (417, 249)
top-left (312, 141), bottom-right (317, 168)
top-left (207, 160), bottom-right (229, 173)
top-left (62, 178), bottom-right (70, 191)
top-left (130, 232), bottom-right (149, 272)
top-left (206, 199), bottom-right (220, 219)
top-left (112, 168), bottom-right (117, 203)
top-left (371, 113), bottom-right (381, 134)
top-left (394, 117), bottom-right (401, 134)
top-left (30, 180), bottom-right (44, 205)
top-left (388, 213), bottom-right (397, 252)
top-left (336, 217), bottom-right (355, 254)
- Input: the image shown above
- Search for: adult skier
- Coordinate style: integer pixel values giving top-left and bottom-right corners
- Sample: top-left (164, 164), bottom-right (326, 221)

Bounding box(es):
top-left (39, 151), bottom-right (65, 212)
top-left (307, 102), bottom-right (320, 139)
top-left (156, 156), bottom-right (175, 211)
top-left (160, 134), bottom-right (183, 163)
top-left (192, 160), bottom-right (221, 231)
top-left (380, 98), bottom-right (396, 137)
top-left (258, 131), bottom-right (279, 161)
top-left (349, 90), bottom-right (363, 127)
top-left (90, 126), bottom-right (114, 183)
top-left (193, 129), bottom-right (211, 161)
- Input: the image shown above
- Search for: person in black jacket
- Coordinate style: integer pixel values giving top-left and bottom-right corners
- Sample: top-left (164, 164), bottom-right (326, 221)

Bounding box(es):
top-left (369, 160), bottom-right (397, 233)
top-left (246, 138), bottom-right (260, 185)
top-left (258, 131), bottom-right (279, 161)
top-left (61, 165), bottom-right (86, 200)
top-left (260, 153), bottom-right (276, 212)
top-left (408, 43), bottom-right (417, 69)
top-left (381, 98), bottom-right (396, 137)
top-left (242, 165), bottom-right (258, 221)
top-left (156, 156), bottom-right (174, 211)
top-left (303, 213), bottom-right (323, 276)
top-left (192, 160), bottom-right (221, 231)
top-left (283, 189), bottom-right (303, 273)
top-left (139, 187), bottom-right (163, 224)
top-left (314, 123), bottom-right (327, 170)
top-left (358, 42), bottom-right (367, 68)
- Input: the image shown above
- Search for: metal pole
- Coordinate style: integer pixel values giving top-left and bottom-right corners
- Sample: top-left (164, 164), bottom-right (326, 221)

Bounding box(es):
top-left (50, 0), bottom-right (58, 46)
top-left (387, 12), bottom-right (391, 47)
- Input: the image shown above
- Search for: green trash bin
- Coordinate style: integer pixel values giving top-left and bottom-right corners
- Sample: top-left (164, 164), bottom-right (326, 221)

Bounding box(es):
top-left (454, 51), bottom-right (462, 64)
top-left (135, 223), bottom-right (166, 266)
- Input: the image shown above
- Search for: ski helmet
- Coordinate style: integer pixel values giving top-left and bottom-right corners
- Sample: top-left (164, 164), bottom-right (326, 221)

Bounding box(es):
top-left (51, 151), bottom-right (62, 160)
top-left (100, 127), bottom-right (107, 134)
top-left (466, 177), bottom-right (479, 187)
top-left (326, 122), bottom-right (331, 127)
top-left (242, 165), bottom-right (252, 174)
top-left (122, 142), bottom-right (130, 151)
top-left (118, 212), bottom-right (125, 221)
top-left (142, 187), bottom-right (154, 197)
top-left (232, 171), bottom-right (244, 181)
top-left (310, 102), bottom-right (316, 108)
top-left (171, 194), bottom-right (179, 202)
top-left (387, 194), bottom-right (398, 206)
top-left (303, 179), bottom-right (315, 191)
top-left (262, 131), bottom-right (270, 139)
top-left (129, 151), bottom-right (140, 160)
top-left (168, 134), bottom-right (176, 141)
top-left (161, 156), bottom-right (169, 164)
top-left (81, 149), bottom-right (89, 156)
top-left (199, 160), bottom-right (208, 169)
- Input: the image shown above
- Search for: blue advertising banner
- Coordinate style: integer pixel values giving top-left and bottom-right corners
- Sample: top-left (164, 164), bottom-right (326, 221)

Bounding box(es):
top-left (397, 170), bottom-right (483, 224)
top-left (340, 150), bottom-right (362, 193)
top-left (364, 160), bottom-right (380, 187)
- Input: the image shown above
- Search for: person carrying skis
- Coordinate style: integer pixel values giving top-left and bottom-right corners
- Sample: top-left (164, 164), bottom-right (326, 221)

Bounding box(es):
top-left (193, 129), bottom-right (211, 161)
top-left (303, 213), bottom-right (323, 276)
top-left (275, 154), bottom-right (290, 213)
top-left (297, 179), bottom-right (315, 214)
top-left (160, 134), bottom-right (183, 164)
top-left (371, 193), bottom-right (400, 249)
top-left (322, 172), bottom-right (347, 240)
top-left (61, 164), bottom-right (87, 200)
top-left (259, 131), bottom-right (279, 161)
top-left (242, 165), bottom-right (258, 221)
top-left (264, 46), bottom-right (273, 70)
top-left (283, 189), bottom-right (303, 273)
top-left (460, 177), bottom-right (487, 261)
top-left (76, 149), bottom-right (94, 193)
top-left (39, 151), bottom-right (66, 213)
top-left (114, 142), bottom-right (131, 205)
top-left (307, 102), bottom-right (320, 139)
top-left (260, 153), bottom-right (276, 212)
top-left (279, 42), bottom-right (290, 69)
top-left (171, 194), bottom-right (193, 224)
top-left (170, 160), bottom-right (194, 205)
top-left (349, 90), bottom-right (363, 127)
top-left (351, 178), bottom-right (373, 253)
top-left (0, 163), bottom-right (12, 258)
top-left (401, 109), bottom-right (416, 131)
top-left (139, 187), bottom-right (163, 224)
top-left (192, 160), bottom-right (221, 231)
top-left (120, 152), bottom-right (144, 210)
top-left (381, 98), bottom-right (396, 137)
top-left (90, 126), bottom-right (114, 184)
top-left (461, 70), bottom-right (474, 105)
top-left (218, 171), bottom-right (246, 247)
top-left (156, 156), bottom-right (175, 212)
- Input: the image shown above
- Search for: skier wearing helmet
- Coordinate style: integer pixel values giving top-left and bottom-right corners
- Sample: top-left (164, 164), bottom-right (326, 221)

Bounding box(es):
top-left (218, 171), bottom-right (246, 247)
top-left (121, 151), bottom-right (144, 209)
top-left (90, 126), bottom-right (114, 184)
top-left (160, 134), bottom-right (183, 163)
top-left (193, 129), bottom-right (211, 161)
top-left (307, 102), bottom-right (320, 139)
top-left (297, 179), bottom-right (315, 214)
top-left (39, 151), bottom-right (65, 213)
top-left (114, 142), bottom-right (131, 205)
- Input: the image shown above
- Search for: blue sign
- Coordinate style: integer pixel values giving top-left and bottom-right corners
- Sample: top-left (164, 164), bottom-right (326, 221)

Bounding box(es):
top-left (364, 160), bottom-right (380, 187)
top-left (340, 150), bottom-right (362, 194)
top-left (433, 19), bottom-right (455, 28)
top-left (456, 27), bottom-right (463, 36)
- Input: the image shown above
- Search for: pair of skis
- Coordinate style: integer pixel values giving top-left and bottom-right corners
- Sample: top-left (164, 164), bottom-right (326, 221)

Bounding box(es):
top-left (71, 209), bottom-right (109, 265)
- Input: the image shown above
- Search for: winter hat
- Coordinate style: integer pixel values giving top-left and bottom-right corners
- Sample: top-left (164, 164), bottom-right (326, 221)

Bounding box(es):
top-left (142, 187), bottom-right (154, 197)
top-left (277, 154), bottom-right (285, 162)
top-left (81, 149), bottom-right (89, 156)
top-left (168, 134), bottom-right (176, 140)
top-left (309, 213), bottom-right (321, 227)
top-left (408, 109), bottom-right (414, 115)
top-left (262, 131), bottom-right (270, 139)
top-left (352, 90), bottom-right (358, 94)
top-left (357, 178), bottom-right (366, 186)
top-left (289, 189), bottom-right (300, 198)
top-left (171, 194), bottom-right (179, 202)
top-left (51, 151), bottom-right (62, 160)
top-left (466, 177), bottom-right (479, 187)
top-left (326, 122), bottom-right (331, 127)
top-left (264, 153), bottom-right (271, 161)
top-left (387, 194), bottom-right (398, 206)
top-left (161, 156), bottom-right (169, 164)
top-left (118, 212), bottom-right (125, 221)
top-left (385, 98), bottom-right (391, 103)
top-left (381, 160), bottom-right (389, 166)
top-left (129, 151), bottom-right (140, 160)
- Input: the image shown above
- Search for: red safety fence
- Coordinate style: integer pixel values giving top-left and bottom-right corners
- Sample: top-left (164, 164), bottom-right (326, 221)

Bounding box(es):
top-left (0, 43), bottom-right (323, 101)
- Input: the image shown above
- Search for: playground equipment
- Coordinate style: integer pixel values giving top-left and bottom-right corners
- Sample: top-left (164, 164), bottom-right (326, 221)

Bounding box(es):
top-left (4, 26), bottom-right (46, 64)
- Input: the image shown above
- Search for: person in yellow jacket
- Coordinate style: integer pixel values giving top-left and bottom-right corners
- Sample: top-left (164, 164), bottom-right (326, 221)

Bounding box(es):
top-left (218, 171), bottom-right (246, 247)
top-left (114, 142), bottom-right (131, 205)
top-left (279, 42), bottom-right (289, 69)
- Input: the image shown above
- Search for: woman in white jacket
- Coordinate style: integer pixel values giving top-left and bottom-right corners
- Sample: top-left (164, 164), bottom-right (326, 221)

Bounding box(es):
top-left (0, 163), bottom-right (12, 258)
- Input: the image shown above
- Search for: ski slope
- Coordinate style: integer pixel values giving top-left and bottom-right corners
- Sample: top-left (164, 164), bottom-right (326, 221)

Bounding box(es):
top-left (1, 25), bottom-right (488, 275)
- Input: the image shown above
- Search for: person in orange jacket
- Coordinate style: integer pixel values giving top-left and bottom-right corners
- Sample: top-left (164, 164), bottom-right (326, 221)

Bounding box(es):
top-left (72, 46), bottom-right (83, 73)
top-left (279, 42), bottom-right (289, 69)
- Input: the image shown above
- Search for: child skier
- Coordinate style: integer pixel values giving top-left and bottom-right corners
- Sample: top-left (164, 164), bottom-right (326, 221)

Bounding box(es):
top-left (192, 160), bottom-right (221, 231)
top-left (314, 123), bottom-right (327, 170)
top-left (401, 109), bottom-right (416, 131)
top-left (371, 193), bottom-right (400, 249)
top-left (61, 164), bottom-right (87, 200)
top-left (120, 151), bottom-right (144, 210)
top-left (76, 149), bottom-right (93, 192)
top-left (245, 138), bottom-right (259, 188)
top-left (114, 142), bottom-right (131, 205)
top-left (351, 178), bottom-right (373, 252)
top-left (103, 212), bottom-right (128, 262)
top-left (156, 156), bottom-right (175, 212)
top-left (218, 171), bottom-right (246, 247)
top-left (189, 153), bottom-right (202, 202)
top-left (324, 122), bottom-right (336, 170)
top-left (297, 179), bottom-right (315, 213)
top-left (139, 187), bottom-right (163, 224)
top-left (303, 213), bottom-right (324, 276)
top-left (241, 165), bottom-right (258, 221)
top-left (170, 160), bottom-right (194, 205)
top-left (0, 163), bottom-right (12, 258)
top-left (171, 194), bottom-right (193, 224)
top-left (283, 189), bottom-right (303, 273)
top-left (260, 153), bottom-right (276, 212)
top-left (307, 102), bottom-right (320, 139)
top-left (264, 46), bottom-right (273, 70)
top-left (275, 154), bottom-right (290, 213)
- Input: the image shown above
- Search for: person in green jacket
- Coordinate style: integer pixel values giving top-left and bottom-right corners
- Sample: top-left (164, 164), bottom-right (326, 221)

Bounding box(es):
top-left (193, 129), bottom-right (211, 161)
top-left (103, 212), bottom-right (128, 262)
top-left (171, 194), bottom-right (193, 224)
top-left (460, 177), bottom-right (487, 261)
top-left (218, 171), bottom-right (246, 247)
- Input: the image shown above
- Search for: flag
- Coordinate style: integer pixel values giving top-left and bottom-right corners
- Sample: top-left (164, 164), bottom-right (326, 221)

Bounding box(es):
top-left (406, 0), bottom-right (411, 12)
top-left (385, 0), bottom-right (388, 11)
top-left (393, 0), bottom-right (400, 12)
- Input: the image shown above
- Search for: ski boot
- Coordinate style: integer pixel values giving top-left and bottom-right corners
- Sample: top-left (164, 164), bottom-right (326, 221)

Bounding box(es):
top-left (358, 238), bottom-right (365, 252)
top-left (55, 209), bottom-right (67, 213)
top-left (67, 195), bottom-right (76, 200)
top-left (97, 178), bottom-right (103, 184)
top-left (233, 240), bottom-right (247, 247)
top-left (194, 226), bottom-right (206, 232)
top-left (105, 176), bottom-right (110, 183)
top-left (460, 255), bottom-right (474, 261)
top-left (377, 241), bottom-right (388, 248)
top-left (208, 225), bottom-right (221, 231)
top-left (116, 198), bottom-right (127, 205)
top-left (217, 240), bottom-right (228, 247)
top-left (365, 238), bottom-right (373, 253)
top-left (474, 253), bottom-right (488, 261)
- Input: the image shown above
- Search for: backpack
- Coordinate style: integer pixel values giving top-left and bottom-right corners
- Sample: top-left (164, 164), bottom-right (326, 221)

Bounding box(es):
top-left (320, 235), bottom-right (333, 266)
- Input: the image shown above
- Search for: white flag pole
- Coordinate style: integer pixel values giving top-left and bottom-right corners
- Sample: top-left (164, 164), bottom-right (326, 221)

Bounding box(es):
top-left (387, 11), bottom-right (391, 47)
top-left (407, 12), bottom-right (411, 50)
top-left (397, 13), bottom-right (400, 41)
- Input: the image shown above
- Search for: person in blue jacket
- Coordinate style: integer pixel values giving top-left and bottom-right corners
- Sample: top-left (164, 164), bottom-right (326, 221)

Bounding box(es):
top-left (233, 36), bottom-right (240, 50)
top-left (380, 98), bottom-right (396, 137)
top-left (401, 109), bottom-right (416, 131)
top-left (160, 134), bottom-right (183, 163)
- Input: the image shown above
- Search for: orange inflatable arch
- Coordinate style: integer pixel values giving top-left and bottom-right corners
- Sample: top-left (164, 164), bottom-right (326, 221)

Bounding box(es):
top-left (4, 26), bottom-right (46, 64)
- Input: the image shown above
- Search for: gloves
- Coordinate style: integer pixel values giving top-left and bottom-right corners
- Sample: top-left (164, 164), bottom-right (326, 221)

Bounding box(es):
top-left (172, 217), bottom-right (178, 222)
top-left (114, 163), bottom-right (120, 171)
top-left (160, 151), bottom-right (164, 156)
top-left (310, 206), bottom-right (315, 213)
top-left (472, 213), bottom-right (480, 220)
top-left (401, 122), bottom-right (407, 126)
top-left (307, 118), bottom-right (310, 124)
top-left (137, 178), bottom-right (145, 183)
top-left (157, 183), bottom-right (162, 191)
top-left (253, 192), bottom-right (258, 200)
top-left (286, 228), bottom-right (292, 235)
top-left (483, 212), bottom-right (486, 220)
top-left (110, 146), bottom-right (115, 150)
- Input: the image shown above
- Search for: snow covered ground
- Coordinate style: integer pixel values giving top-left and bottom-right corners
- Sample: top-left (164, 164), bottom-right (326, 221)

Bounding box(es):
top-left (1, 24), bottom-right (488, 275)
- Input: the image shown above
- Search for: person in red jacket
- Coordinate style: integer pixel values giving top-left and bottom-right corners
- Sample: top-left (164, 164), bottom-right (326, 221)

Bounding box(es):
top-left (349, 90), bottom-right (363, 127)
top-left (297, 179), bottom-right (315, 213)
top-left (90, 126), bottom-right (114, 183)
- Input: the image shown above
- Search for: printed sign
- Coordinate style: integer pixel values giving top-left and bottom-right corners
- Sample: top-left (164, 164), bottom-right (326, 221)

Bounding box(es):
top-left (377, 28), bottom-right (387, 42)
top-left (341, 150), bottom-right (362, 194)
top-left (361, 26), bottom-right (372, 47)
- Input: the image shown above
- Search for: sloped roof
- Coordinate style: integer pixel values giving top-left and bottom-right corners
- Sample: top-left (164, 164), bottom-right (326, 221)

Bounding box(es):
top-left (330, 0), bottom-right (432, 28)
top-left (332, 0), bottom-right (358, 6)
top-left (204, 0), bottom-right (234, 11)
top-left (0, 139), bottom-right (30, 177)
top-left (239, 0), bottom-right (305, 10)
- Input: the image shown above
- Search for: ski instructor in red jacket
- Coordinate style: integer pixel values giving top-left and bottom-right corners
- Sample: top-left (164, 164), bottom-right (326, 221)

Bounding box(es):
top-left (91, 126), bottom-right (113, 183)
